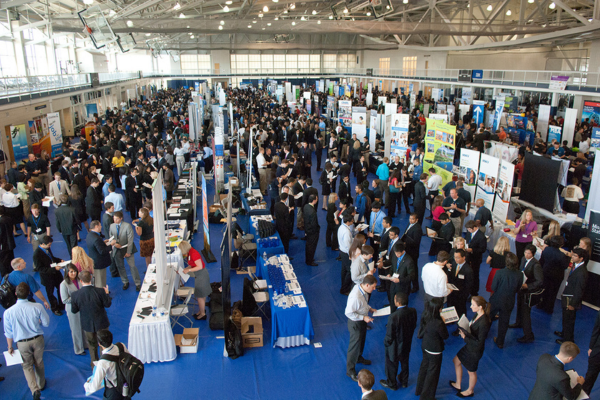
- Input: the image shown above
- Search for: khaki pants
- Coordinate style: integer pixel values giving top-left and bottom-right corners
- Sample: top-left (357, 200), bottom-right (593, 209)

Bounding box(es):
top-left (17, 335), bottom-right (45, 394)
top-left (258, 168), bottom-right (268, 193)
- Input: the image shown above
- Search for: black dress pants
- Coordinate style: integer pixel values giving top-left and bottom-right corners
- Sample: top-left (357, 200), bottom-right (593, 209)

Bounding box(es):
top-left (562, 307), bottom-right (577, 342)
top-left (491, 304), bottom-right (512, 346)
top-left (385, 354), bottom-right (409, 388)
top-left (415, 350), bottom-right (442, 400)
top-left (340, 251), bottom-right (353, 294)
top-left (583, 353), bottom-right (600, 395)
top-left (305, 228), bottom-right (319, 264)
top-left (45, 281), bottom-right (64, 312)
top-left (346, 320), bottom-right (367, 375)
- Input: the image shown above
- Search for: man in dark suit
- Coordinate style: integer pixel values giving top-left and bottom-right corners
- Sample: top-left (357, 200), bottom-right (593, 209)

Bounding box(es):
top-left (413, 173), bottom-right (428, 226)
top-left (298, 141), bottom-right (312, 178)
top-left (401, 213), bottom-right (422, 293)
top-left (556, 248), bottom-right (589, 345)
top-left (33, 236), bottom-right (64, 316)
top-left (511, 244), bottom-right (544, 343)
top-left (54, 194), bottom-right (78, 258)
top-left (583, 310), bottom-right (600, 394)
top-left (274, 193), bottom-right (293, 254)
top-left (490, 252), bottom-right (523, 348)
top-left (85, 178), bottom-right (102, 223)
top-left (381, 293), bottom-right (417, 390)
top-left (339, 158), bottom-right (351, 179)
top-left (301, 177), bottom-right (318, 208)
top-left (71, 270), bottom-right (112, 369)
top-left (338, 174), bottom-right (351, 204)
top-left (446, 249), bottom-right (473, 333)
top-left (465, 220), bottom-right (487, 296)
top-left (71, 167), bottom-right (87, 197)
top-left (376, 220), bottom-right (394, 293)
top-left (0, 205), bottom-right (16, 277)
top-left (434, 213), bottom-right (455, 254)
top-left (86, 220), bottom-right (113, 289)
top-left (528, 341), bottom-right (584, 400)
top-left (303, 195), bottom-right (320, 266)
top-left (383, 243), bottom-right (416, 312)
top-left (358, 369), bottom-right (388, 399)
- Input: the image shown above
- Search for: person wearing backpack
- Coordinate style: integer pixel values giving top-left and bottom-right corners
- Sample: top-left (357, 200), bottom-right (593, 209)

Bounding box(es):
top-left (84, 329), bottom-right (143, 399)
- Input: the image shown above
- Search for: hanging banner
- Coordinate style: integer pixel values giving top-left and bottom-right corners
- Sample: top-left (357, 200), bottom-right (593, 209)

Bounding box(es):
top-left (537, 104), bottom-right (551, 140)
top-left (366, 93), bottom-right (373, 107)
top-left (459, 148), bottom-right (480, 200)
top-left (432, 88), bottom-right (440, 102)
top-left (461, 87), bottom-right (472, 105)
top-left (352, 107), bottom-right (367, 140)
top-left (390, 113), bottom-right (410, 163)
top-left (423, 118), bottom-right (456, 186)
top-left (306, 99), bottom-right (311, 114)
top-left (329, 82), bottom-right (334, 95)
top-left (582, 101), bottom-right (600, 125)
top-left (10, 124), bottom-right (29, 161)
top-left (384, 114), bottom-right (392, 159)
top-left (46, 112), bottom-right (63, 157)
top-left (28, 121), bottom-right (39, 144)
top-left (591, 127), bottom-right (600, 148)
top-left (474, 153), bottom-right (500, 210)
top-left (213, 127), bottom-right (224, 190)
top-left (492, 160), bottom-right (515, 222)
top-left (473, 100), bottom-right (485, 127)
top-left (327, 96), bottom-right (336, 119)
top-left (549, 75), bottom-right (569, 91)
top-left (504, 96), bottom-right (519, 113)
top-left (338, 100), bottom-right (352, 128)
top-left (548, 125), bottom-right (562, 145)
top-left (369, 110), bottom-right (377, 151)
top-left (201, 173), bottom-right (213, 261)
top-left (85, 104), bottom-right (98, 118)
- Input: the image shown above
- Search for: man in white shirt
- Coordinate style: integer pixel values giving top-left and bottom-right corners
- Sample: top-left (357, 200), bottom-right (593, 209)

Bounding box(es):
top-left (345, 275), bottom-right (377, 382)
top-left (578, 138), bottom-right (590, 154)
top-left (256, 147), bottom-right (268, 194)
top-left (426, 167), bottom-right (443, 219)
top-left (338, 214), bottom-right (355, 295)
top-left (422, 251), bottom-right (452, 302)
top-left (83, 329), bottom-right (130, 399)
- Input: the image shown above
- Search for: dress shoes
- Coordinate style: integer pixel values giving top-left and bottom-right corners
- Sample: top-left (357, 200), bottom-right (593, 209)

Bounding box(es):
top-left (380, 380), bottom-right (398, 391)
top-left (556, 339), bottom-right (567, 345)
top-left (336, 256), bottom-right (342, 261)
top-left (347, 373), bottom-right (358, 382)
top-left (508, 323), bottom-right (522, 329)
top-left (136, 285), bottom-right (141, 292)
top-left (493, 337), bottom-right (503, 349)
top-left (111, 273), bottom-right (120, 278)
top-left (357, 356), bottom-right (372, 365)
top-left (554, 331), bottom-right (564, 338)
top-left (33, 390), bottom-right (41, 400)
top-left (123, 283), bottom-right (129, 290)
top-left (306, 262), bottom-right (318, 267)
top-left (0, 376), bottom-right (4, 382)
top-left (449, 381), bottom-right (461, 390)
top-left (517, 336), bottom-right (535, 344)
top-left (53, 310), bottom-right (63, 316)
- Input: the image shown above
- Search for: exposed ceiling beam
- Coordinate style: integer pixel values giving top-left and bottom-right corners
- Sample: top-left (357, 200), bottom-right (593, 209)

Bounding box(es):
top-left (551, 0), bottom-right (591, 25)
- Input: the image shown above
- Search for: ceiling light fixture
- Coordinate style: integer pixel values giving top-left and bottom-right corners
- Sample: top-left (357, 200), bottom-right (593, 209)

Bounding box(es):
top-left (188, 32), bottom-right (193, 35)
top-left (318, 20), bottom-right (321, 24)
top-left (248, 25), bottom-right (252, 28)
top-left (300, 16), bottom-right (305, 20)
top-left (589, 18), bottom-right (594, 22)
top-left (283, 9), bottom-right (288, 13)
top-left (343, 7), bottom-right (348, 13)
top-left (190, 35), bottom-right (194, 38)
top-left (263, 5), bottom-right (268, 12)
top-left (173, 2), bottom-right (181, 10)
top-left (109, 10), bottom-right (116, 16)
top-left (290, 3), bottom-right (295, 9)
top-left (187, 25), bottom-right (190, 28)
top-left (83, 0), bottom-right (94, 5)
top-left (274, 16), bottom-right (279, 20)
top-left (126, 20), bottom-right (133, 27)
top-left (386, 5), bottom-right (390, 9)
top-left (223, 5), bottom-right (230, 12)
top-left (351, 17), bottom-right (355, 20)
top-left (262, 27), bottom-right (265, 30)
top-left (292, 21), bottom-right (296, 25)
top-left (366, 11), bottom-right (371, 16)
top-left (218, 25), bottom-right (223, 30)
top-left (549, 2), bottom-right (555, 8)
top-left (225, 0), bottom-right (232, 3)
top-left (179, 13), bottom-right (185, 18)
top-left (487, 4), bottom-right (492, 11)
top-left (312, 10), bottom-right (317, 15)
top-left (220, 20), bottom-right (225, 25)
top-left (528, 0), bottom-right (534, 3)
top-left (267, 22), bottom-right (271, 25)
top-left (403, 0), bottom-right (408, 3)
top-left (329, 15), bottom-right (333, 19)
top-left (145, 33), bottom-right (151, 36)
top-left (273, 0), bottom-right (279, 2)
top-left (252, 19), bottom-right (257, 23)
top-left (259, 12), bottom-right (263, 17)
top-left (506, 9), bottom-right (511, 15)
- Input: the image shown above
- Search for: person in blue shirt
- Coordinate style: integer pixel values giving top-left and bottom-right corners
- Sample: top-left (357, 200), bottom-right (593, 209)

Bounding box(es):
top-left (6, 258), bottom-right (50, 308)
top-left (102, 176), bottom-right (113, 199)
top-left (547, 141), bottom-right (565, 157)
top-left (355, 185), bottom-right (368, 223)
top-left (104, 185), bottom-right (125, 212)
top-left (368, 202), bottom-right (387, 256)
top-left (412, 158), bottom-right (423, 182)
top-left (376, 157), bottom-right (390, 206)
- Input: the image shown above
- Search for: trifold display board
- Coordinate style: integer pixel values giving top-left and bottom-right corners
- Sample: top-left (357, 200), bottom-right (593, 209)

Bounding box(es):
top-left (520, 152), bottom-right (561, 212)
top-left (390, 113), bottom-right (410, 163)
top-left (352, 107), bottom-right (367, 140)
top-left (492, 160), bottom-right (515, 222)
top-left (338, 100), bottom-right (352, 128)
top-left (423, 118), bottom-right (456, 186)
top-left (458, 148), bottom-right (480, 200)
top-left (152, 171), bottom-right (170, 309)
top-left (474, 154), bottom-right (500, 211)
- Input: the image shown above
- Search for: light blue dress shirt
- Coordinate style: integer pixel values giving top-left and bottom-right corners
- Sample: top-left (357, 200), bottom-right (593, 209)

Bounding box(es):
top-left (105, 192), bottom-right (125, 212)
top-left (3, 299), bottom-right (49, 342)
top-left (369, 210), bottom-right (386, 236)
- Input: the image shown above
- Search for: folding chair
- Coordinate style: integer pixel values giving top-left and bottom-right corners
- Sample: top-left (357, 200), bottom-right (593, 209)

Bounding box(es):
top-left (252, 291), bottom-right (270, 320)
top-left (175, 286), bottom-right (196, 314)
top-left (249, 269), bottom-right (267, 291)
top-left (171, 289), bottom-right (194, 329)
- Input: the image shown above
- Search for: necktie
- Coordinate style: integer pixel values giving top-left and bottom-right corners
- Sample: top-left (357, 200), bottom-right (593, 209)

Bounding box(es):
top-left (57, 182), bottom-right (61, 191)
top-left (456, 264), bottom-right (461, 276)
top-left (117, 224), bottom-right (120, 238)
top-left (396, 258), bottom-right (401, 273)
top-left (388, 240), bottom-right (393, 255)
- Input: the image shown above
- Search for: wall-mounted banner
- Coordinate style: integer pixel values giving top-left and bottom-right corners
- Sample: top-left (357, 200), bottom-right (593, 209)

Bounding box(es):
top-left (492, 160), bottom-right (515, 222)
top-left (548, 125), bottom-right (562, 145)
top-left (390, 113), bottom-right (410, 163)
top-left (423, 118), bottom-right (456, 186)
top-left (474, 153), bottom-right (500, 210)
top-left (10, 124), bottom-right (29, 161)
top-left (549, 75), bottom-right (569, 91)
top-left (592, 127), bottom-right (600, 148)
top-left (537, 104), bottom-right (551, 140)
top-left (473, 100), bottom-right (485, 127)
top-left (582, 101), bottom-right (600, 125)
top-left (338, 100), bottom-right (352, 128)
top-left (459, 148), bottom-right (480, 200)
top-left (352, 107), bottom-right (367, 140)
top-left (46, 112), bottom-right (63, 157)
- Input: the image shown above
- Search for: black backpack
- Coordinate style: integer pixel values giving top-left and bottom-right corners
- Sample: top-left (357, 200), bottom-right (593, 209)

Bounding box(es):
top-left (100, 343), bottom-right (144, 398)
top-left (0, 276), bottom-right (16, 309)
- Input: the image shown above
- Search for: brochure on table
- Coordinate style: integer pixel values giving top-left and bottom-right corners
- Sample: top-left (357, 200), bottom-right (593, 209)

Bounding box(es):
top-left (423, 118), bottom-right (456, 187)
top-left (459, 148), bottom-right (480, 200)
top-left (492, 159), bottom-right (515, 222)
top-left (474, 153), bottom-right (500, 210)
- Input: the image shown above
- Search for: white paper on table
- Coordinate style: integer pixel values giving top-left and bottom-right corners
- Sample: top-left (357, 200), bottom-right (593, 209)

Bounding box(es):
top-left (181, 199), bottom-right (191, 204)
top-left (4, 350), bottom-right (23, 366)
top-left (284, 271), bottom-right (297, 280)
top-left (173, 196), bottom-right (182, 200)
top-left (373, 306), bottom-right (391, 317)
top-left (177, 267), bottom-right (190, 283)
top-left (440, 307), bottom-right (459, 323)
top-left (171, 213), bottom-right (181, 217)
top-left (287, 281), bottom-right (301, 292)
top-left (565, 370), bottom-right (589, 399)
top-left (458, 315), bottom-right (471, 333)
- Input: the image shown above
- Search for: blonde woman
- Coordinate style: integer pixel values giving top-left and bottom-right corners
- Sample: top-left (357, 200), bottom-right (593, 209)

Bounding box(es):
top-left (179, 240), bottom-right (210, 320)
top-left (513, 209), bottom-right (537, 262)
top-left (71, 246), bottom-right (96, 285)
top-left (542, 220), bottom-right (561, 243)
top-left (485, 236), bottom-right (511, 293)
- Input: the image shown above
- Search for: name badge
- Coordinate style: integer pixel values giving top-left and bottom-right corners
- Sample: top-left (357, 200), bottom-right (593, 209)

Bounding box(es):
top-left (522, 234), bottom-right (528, 238)
top-left (392, 273), bottom-right (399, 279)
top-left (35, 228), bottom-right (42, 233)
top-left (458, 274), bottom-right (465, 279)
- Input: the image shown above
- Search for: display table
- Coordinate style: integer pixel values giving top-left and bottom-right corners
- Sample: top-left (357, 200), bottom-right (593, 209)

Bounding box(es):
top-left (257, 255), bottom-right (315, 348)
top-left (128, 264), bottom-right (179, 363)
top-left (169, 187), bottom-right (194, 229)
top-left (369, 153), bottom-right (383, 174)
top-left (510, 197), bottom-right (580, 229)
top-left (241, 192), bottom-right (270, 216)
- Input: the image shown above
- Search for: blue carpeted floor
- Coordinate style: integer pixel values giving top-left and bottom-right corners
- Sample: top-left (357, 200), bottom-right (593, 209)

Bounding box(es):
top-left (2, 151), bottom-right (598, 400)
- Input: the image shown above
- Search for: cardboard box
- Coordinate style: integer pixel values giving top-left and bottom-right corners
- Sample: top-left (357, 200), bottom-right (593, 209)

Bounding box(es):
top-left (209, 204), bottom-right (222, 213)
top-left (230, 177), bottom-right (239, 187)
top-left (240, 317), bottom-right (263, 348)
top-left (174, 328), bottom-right (199, 353)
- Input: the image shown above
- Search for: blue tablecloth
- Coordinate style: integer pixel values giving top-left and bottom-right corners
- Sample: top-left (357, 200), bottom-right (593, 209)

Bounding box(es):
top-left (257, 257), bottom-right (315, 348)
top-left (248, 221), bottom-right (285, 257)
top-left (241, 194), bottom-right (270, 216)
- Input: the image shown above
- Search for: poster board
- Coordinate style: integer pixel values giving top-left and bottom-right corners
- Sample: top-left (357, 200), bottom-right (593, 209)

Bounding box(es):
top-left (492, 160), bottom-right (515, 222)
top-left (459, 148), bottom-right (480, 200)
top-left (474, 153), bottom-right (500, 210)
top-left (9, 124), bottom-right (29, 161)
top-left (548, 125), bottom-right (562, 145)
top-left (338, 100), bottom-right (352, 128)
top-left (369, 110), bottom-right (377, 151)
top-left (537, 104), bottom-right (551, 140)
top-left (352, 107), bottom-right (367, 140)
top-left (473, 100), bottom-right (485, 126)
top-left (423, 118), bottom-right (456, 186)
top-left (47, 112), bottom-right (63, 157)
top-left (390, 113), bottom-right (410, 163)
top-left (384, 114), bottom-right (392, 159)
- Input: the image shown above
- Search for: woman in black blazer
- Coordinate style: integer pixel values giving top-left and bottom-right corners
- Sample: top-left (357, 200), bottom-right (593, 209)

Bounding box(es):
top-left (416, 297), bottom-right (449, 400)
top-left (539, 235), bottom-right (570, 314)
top-left (450, 296), bottom-right (492, 397)
top-left (325, 193), bottom-right (340, 250)
top-left (489, 252), bottom-right (523, 348)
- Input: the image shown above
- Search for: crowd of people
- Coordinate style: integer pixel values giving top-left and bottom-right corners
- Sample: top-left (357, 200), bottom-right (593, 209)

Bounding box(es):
top-left (0, 83), bottom-right (597, 400)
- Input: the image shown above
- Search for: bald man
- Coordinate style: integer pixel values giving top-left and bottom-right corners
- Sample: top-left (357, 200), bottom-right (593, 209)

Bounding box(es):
top-left (474, 198), bottom-right (493, 230)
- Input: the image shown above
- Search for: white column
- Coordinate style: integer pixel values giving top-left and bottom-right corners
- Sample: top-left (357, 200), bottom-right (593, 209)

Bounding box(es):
top-left (551, 93), bottom-right (560, 107)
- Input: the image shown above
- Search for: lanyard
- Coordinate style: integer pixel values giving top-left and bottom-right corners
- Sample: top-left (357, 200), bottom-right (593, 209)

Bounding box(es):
top-left (32, 215), bottom-right (41, 229)
top-left (358, 286), bottom-right (369, 304)
top-left (40, 247), bottom-right (50, 258)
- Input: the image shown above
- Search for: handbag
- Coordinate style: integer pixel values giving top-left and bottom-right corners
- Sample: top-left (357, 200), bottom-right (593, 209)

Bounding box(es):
top-left (527, 288), bottom-right (544, 308)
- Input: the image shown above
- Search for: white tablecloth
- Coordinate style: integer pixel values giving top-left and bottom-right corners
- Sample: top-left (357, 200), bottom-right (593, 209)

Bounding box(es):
top-left (128, 266), bottom-right (179, 363)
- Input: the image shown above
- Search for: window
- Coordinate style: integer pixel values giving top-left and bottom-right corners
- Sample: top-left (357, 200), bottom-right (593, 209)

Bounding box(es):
top-left (286, 54), bottom-right (297, 71)
top-left (261, 54), bottom-right (273, 72)
top-left (274, 54), bottom-right (285, 71)
top-left (403, 56), bottom-right (417, 76)
top-left (297, 54), bottom-right (309, 71)
top-left (379, 58), bottom-right (390, 75)
top-left (25, 44), bottom-right (48, 76)
top-left (181, 54), bottom-right (211, 73)
top-left (0, 40), bottom-right (18, 77)
top-left (310, 54), bottom-right (320, 71)
top-left (231, 53), bottom-right (248, 72)
top-left (248, 54), bottom-right (260, 71)
top-left (323, 54), bottom-right (336, 71)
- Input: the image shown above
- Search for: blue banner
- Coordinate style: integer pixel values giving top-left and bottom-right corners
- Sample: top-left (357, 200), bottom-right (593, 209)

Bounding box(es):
top-left (473, 101), bottom-right (485, 127)
top-left (472, 70), bottom-right (483, 79)
top-left (548, 125), bottom-right (562, 145)
top-left (493, 100), bottom-right (504, 132)
top-left (10, 124), bottom-right (29, 161)
top-left (592, 127), bottom-right (600, 148)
